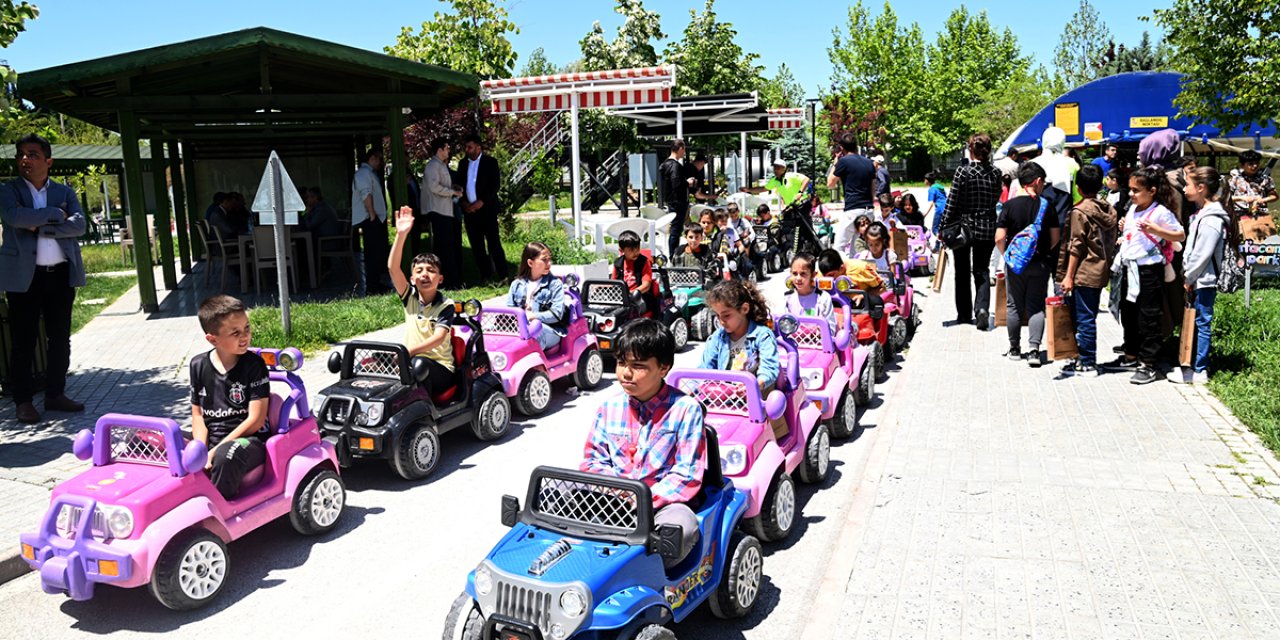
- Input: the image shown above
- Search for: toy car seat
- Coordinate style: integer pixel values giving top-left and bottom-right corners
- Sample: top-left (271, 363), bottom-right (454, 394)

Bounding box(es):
top-left (430, 333), bottom-right (467, 405)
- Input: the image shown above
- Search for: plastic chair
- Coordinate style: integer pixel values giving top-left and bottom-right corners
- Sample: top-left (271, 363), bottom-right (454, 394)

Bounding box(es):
top-left (120, 214), bottom-right (156, 265)
top-left (638, 205), bottom-right (667, 220)
top-left (598, 218), bottom-right (656, 258)
top-left (199, 224), bottom-right (243, 291)
top-left (317, 219), bottom-right (357, 276)
top-left (251, 226), bottom-right (299, 295)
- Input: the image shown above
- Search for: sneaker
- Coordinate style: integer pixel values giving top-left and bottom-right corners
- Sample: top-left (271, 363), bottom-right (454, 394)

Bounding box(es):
top-left (1167, 367), bottom-right (1193, 385)
top-left (1192, 371), bottom-right (1210, 384)
top-left (1130, 366), bottom-right (1164, 385)
top-left (1061, 361), bottom-right (1099, 377)
top-left (1004, 347), bottom-right (1024, 361)
top-left (1026, 350), bottom-right (1046, 368)
top-left (1100, 356), bottom-right (1139, 371)
top-left (1112, 345), bottom-right (1125, 354)
top-left (975, 310), bottom-right (989, 331)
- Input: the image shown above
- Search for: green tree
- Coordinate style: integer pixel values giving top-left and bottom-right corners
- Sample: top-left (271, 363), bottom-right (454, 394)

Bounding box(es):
top-left (759, 63), bottom-right (803, 109)
top-left (581, 0), bottom-right (666, 71)
top-left (1099, 31), bottom-right (1171, 76)
top-left (961, 65), bottom-right (1054, 148)
top-left (1052, 0), bottom-right (1112, 94)
top-left (923, 6), bottom-right (1028, 154)
top-left (1, 0), bottom-right (37, 47)
top-left (1156, 1), bottom-right (1280, 130)
top-left (663, 0), bottom-right (764, 97)
top-left (519, 47), bottom-right (557, 77)
top-left (384, 0), bottom-right (519, 79)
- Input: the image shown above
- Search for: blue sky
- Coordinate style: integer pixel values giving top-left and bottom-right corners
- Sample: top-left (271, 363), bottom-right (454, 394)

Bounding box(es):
top-left (3, 0), bottom-right (1164, 101)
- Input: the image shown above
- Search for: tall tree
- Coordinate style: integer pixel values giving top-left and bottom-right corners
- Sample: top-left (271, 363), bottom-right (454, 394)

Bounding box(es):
top-left (1052, 0), bottom-right (1112, 94)
top-left (961, 65), bottom-right (1054, 148)
top-left (923, 6), bottom-right (1027, 154)
top-left (518, 47), bottom-right (557, 77)
top-left (663, 0), bottom-right (764, 97)
top-left (1098, 31), bottom-right (1172, 76)
top-left (385, 0), bottom-right (519, 80)
top-left (759, 63), bottom-right (803, 109)
top-left (581, 0), bottom-right (666, 71)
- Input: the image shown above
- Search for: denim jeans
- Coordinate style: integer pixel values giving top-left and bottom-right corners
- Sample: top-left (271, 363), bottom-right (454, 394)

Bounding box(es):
top-left (1072, 286), bottom-right (1103, 367)
top-left (536, 324), bottom-right (563, 351)
top-left (1193, 288), bottom-right (1217, 373)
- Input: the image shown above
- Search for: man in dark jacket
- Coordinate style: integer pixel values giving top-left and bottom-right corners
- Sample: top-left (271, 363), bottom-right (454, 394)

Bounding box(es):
top-left (659, 139), bottom-right (695, 258)
top-left (458, 134), bottom-right (508, 280)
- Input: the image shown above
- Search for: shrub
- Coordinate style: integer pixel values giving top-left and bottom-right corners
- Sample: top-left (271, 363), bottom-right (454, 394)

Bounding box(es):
top-left (506, 218), bottom-right (596, 265)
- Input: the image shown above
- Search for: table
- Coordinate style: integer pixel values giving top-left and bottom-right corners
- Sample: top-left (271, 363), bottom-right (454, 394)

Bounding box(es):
top-left (237, 228), bottom-right (318, 293)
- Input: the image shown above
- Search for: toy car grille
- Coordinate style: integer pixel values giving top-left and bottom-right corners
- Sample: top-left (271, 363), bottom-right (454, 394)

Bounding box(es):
top-left (666, 269), bottom-right (702, 288)
top-left (792, 323), bottom-right (825, 349)
top-left (352, 348), bottom-right (400, 378)
top-left (676, 378), bottom-right (751, 416)
top-left (534, 476), bottom-right (639, 531)
top-left (325, 398), bottom-right (351, 424)
top-left (481, 311), bottom-right (521, 335)
top-left (57, 505), bottom-right (109, 539)
top-left (494, 582), bottom-right (553, 634)
top-left (109, 427), bottom-right (168, 467)
top-left (584, 283), bottom-right (626, 307)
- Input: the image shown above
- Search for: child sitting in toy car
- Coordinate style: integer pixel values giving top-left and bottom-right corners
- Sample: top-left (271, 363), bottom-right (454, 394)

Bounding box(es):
top-left (508, 242), bottom-right (568, 351)
top-left (581, 319), bottom-right (706, 566)
top-left (190, 295), bottom-right (271, 499)
top-left (818, 248), bottom-right (885, 296)
top-left (699, 279), bottom-right (779, 392)
top-left (853, 221), bottom-right (899, 272)
top-left (784, 253), bottom-right (838, 333)
top-left (390, 207), bottom-right (456, 396)
top-left (612, 230), bottom-right (660, 316)
top-left (675, 224), bottom-right (711, 269)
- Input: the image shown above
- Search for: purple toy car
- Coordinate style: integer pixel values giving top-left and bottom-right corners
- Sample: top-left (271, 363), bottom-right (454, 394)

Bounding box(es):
top-left (481, 273), bottom-right (605, 416)
top-left (668, 320), bottom-right (825, 543)
top-left (18, 348), bottom-right (345, 610)
top-left (900, 224), bottom-right (936, 276)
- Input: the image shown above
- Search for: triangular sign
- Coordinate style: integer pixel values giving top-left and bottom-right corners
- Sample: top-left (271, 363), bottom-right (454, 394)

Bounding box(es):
top-left (251, 151), bottom-right (306, 224)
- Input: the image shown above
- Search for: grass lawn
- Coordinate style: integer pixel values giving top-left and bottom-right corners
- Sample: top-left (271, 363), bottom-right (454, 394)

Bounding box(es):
top-left (80, 239), bottom-right (181, 275)
top-left (71, 275), bottom-right (137, 334)
top-left (1208, 283), bottom-right (1280, 456)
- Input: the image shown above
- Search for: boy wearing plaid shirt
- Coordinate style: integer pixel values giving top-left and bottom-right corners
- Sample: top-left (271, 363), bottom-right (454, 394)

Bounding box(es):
top-left (581, 319), bottom-right (705, 566)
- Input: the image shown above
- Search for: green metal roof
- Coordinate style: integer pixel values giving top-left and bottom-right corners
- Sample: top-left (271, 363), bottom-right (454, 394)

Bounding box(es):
top-left (0, 144), bottom-right (164, 176)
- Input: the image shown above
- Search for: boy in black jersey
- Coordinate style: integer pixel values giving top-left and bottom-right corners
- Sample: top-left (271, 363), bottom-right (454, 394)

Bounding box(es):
top-left (190, 295), bottom-right (271, 499)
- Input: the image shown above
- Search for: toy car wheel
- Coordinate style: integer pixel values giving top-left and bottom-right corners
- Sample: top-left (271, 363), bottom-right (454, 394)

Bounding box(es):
top-left (870, 341), bottom-right (887, 381)
top-left (829, 387), bottom-right (861, 439)
top-left (708, 532), bottom-right (764, 619)
top-left (798, 423), bottom-right (832, 484)
top-left (908, 303), bottom-right (922, 337)
top-left (515, 369), bottom-right (553, 416)
top-left (888, 317), bottom-right (908, 357)
top-left (392, 423), bottom-right (440, 480)
top-left (690, 308), bottom-right (715, 342)
top-left (574, 347), bottom-right (605, 390)
top-left (669, 318), bottom-right (689, 351)
top-left (471, 389), bottom-right (511, 442)
top-left (290, 468), bottom-right (346, 535)
top-left (633, 625), bottom-right (677, 640)
top-left (745, 471), bottom-right (795, 542)
top-left (149, 528), bottom-right (228, 611)
top-left (443, 592), bottom-right (485, 640)
top-left (853, 357), bottom-right (876, 407)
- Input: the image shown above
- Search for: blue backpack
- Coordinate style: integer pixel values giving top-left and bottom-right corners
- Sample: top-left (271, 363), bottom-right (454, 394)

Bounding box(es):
top-left (1003, 197), bottom-right (1048, 275)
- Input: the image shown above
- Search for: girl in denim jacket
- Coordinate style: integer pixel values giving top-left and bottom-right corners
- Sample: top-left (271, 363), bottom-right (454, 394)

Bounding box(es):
top-left (699, 279), bottom-right (779, 391)
top-left (508, 242), bottom-right (567, 351)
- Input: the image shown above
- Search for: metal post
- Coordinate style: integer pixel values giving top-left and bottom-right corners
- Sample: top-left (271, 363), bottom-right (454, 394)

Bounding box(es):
top-left (676, 110), bottom-right (684, 140)
top-left (181, 149), bottom-right (203, 260)
top-left (149, 141), bottom-right (177, 289)
top-left (740, 132), bottom-right (748, 191)
top-left (570, 91), bottom-right (583, 239)
top-left (271, 154), bottom-right (291, 335)
top-left (809, 101), bottom-right (817, 179)
top-left (119, 113), bottom-right (159, 312)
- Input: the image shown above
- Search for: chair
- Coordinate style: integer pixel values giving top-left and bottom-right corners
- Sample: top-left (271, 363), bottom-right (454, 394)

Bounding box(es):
top-left (250, 226), bottom-right (299, 295)
top-left (199, 224), bottom-right (243, 291)
top-left (120, 214), bottom-right (157, 265)
top-left (317, 220), bottom-right (357, 277)
top-left (688, 204), bottom-right (713, 220)
top-left (638, 205), bottom-right (668, 220)
top-left (598, 218), bottom-right (656, 258)
top-left (653, 213), bottom-right (679, 258)
top-left (192, 219), bottom-right (210, 264)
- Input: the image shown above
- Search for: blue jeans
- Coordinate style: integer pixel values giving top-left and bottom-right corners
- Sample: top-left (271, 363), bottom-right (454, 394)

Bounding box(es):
top-left (536, 324), bottom-right (563, 351)
top-left (1071, 286), bottom-right (1102, 367)
top-left (1193, 288), bottom-right (1217, 373)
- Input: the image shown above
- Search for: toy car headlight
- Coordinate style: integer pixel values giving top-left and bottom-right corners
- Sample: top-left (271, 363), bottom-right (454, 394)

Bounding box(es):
top-left (674, 291), bottom-right (688, 307)
top-left (785, 277), bottom-right (795, 291)
top-left (720, 444), bottom-right (748, 476)
top-left (357, 403), bottom-right (384, 426)
top-left (464, 299), bottom-right (483, 317)
top-left (490, 352), bottom-right (508, 371)
top-left (474, 565), bottom-right (493, 596)
top-left (563, 272), bottom-right (580, 289)
top-left (600, 317), bottom-right (615, 332)
top-left (102, 504), bottom-right (134, 539)
top-left (777, 314), bottom-right (799, 337)
top-left (835, 276), bottom-right (854, 293)
top-left (654, 254), bottom-right (668, 268)
top-left (559, 587), bottom-right (588, 618)
top-left (278, 347), bottom-right (303, 371)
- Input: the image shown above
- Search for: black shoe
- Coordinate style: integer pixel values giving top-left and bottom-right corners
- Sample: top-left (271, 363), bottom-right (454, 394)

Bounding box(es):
top-left (1112, 345), bottom-right (1125, 354)
top-left (1026, 350), bottom-right (1046, 368)
top-left (975, 310), bottom-right (989, 331)
top-left (1061, 361), bottom-right (1099, 377)
top-left (1004, 348), bottom-right (1024, 361)
top-left (1130, 366), bottom-right (1163, 385)
top-left (954, 316), bottom-right (974, 325)
top-left (44, 394), bottom-right (85, 413)
top-left (15, 402), bottom-right (40, 424)
top-left (1100, 356), bottom-right (1139, 371)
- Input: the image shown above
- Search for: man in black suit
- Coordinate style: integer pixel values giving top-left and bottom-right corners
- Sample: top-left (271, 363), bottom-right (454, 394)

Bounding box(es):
top-left (458, 134), bottom-right (508, 280)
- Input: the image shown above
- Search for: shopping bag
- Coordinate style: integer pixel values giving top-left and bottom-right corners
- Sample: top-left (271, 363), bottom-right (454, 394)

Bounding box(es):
top-left (995, 274), bottom-right (1007, 327)
top-left (1045, 296), bottom-right (1079, 361)
top-left (932, 248), bottom-right (947, 293)
top-left (1178, 304), bottom-right (1196, 367)
top-left (892, 228), bottom-right (910, 260)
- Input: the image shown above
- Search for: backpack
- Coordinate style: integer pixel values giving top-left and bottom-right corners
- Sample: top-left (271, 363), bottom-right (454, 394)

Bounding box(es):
top-left (1213, 213), bottom-right (1246, 294)
top-left (1003, 197), bottom-right (1048, 275)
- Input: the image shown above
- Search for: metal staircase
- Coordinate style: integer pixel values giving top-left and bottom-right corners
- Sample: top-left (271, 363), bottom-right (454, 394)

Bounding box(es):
top-left (510, 112), bottom-right (568, 185)
top-left (579, 149), bottom-right (627, 213)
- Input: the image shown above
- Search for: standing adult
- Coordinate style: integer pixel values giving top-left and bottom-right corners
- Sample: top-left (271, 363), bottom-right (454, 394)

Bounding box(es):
top-left (659, 139), bottom-right (694, 258)
top-left (745, 159), bottom-right (810, 206)
top-left (872, 154), bottom-right (891, 199)
top-left (0, 134), bottom-right (87, 424)
top-left (420, 137), bottom-right (464, 288)
top-left (995, 162), bottom-right (1061, 366)
top-left (939, 133), bottom-right (1003, 329)
top-left (1092, 143), bottom-right (1118, 175)
top-left (826, 133), bottom-right (876, 254)
top-left (687, 152), bottom-right (715, 204)
top-left (457, 135), bottom-right (508, 281)
top-left (351, 148), bottom-right (390, 295)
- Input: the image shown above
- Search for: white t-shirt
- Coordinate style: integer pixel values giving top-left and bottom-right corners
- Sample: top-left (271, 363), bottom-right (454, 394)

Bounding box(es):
top-left (785, 290), bottom-right (837, 333)
top-left (854, 249), bottom-right (898, 273)
top-left (1119, 203), bottom-right (1182, 266)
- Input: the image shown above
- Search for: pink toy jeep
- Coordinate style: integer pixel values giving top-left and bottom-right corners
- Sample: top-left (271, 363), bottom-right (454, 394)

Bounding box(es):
top-left (18, 347), bottom-right (345, 610)
top-left (480, 273), bottom-right (605, 416)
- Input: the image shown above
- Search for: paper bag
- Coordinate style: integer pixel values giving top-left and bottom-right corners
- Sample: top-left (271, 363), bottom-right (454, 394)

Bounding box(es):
top-left (932, 249), bottom-right (947, 293)
top-left (1044, 296), bottom-right (1079, 360)
top-left (995, 274), bottom-right (1007, 327)
top-left (1178, 305), bottom-right (1196, 367)
top-left (892, 229), bottom-right (910, 260)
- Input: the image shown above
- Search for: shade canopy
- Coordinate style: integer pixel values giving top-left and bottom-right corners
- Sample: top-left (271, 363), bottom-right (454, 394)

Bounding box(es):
top-left (609, 93), bottom-right (771, 138)
top-left (481, 66), bottom-right (675, 114)
top-left (768, 108), bottom-right (806, 131)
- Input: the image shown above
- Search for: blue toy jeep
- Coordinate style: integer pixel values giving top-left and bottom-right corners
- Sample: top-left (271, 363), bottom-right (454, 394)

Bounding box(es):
top-left (444, 429), bottom-right (763, 640)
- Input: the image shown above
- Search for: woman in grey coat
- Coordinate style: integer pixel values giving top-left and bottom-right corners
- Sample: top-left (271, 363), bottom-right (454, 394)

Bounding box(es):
top-left (1174, 166), bottom-right (1231, 385)
top-left (421, 137), bottom-right (463, 288)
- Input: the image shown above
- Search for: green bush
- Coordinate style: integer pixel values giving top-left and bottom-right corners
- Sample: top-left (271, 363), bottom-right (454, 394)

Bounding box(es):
top-left (506, 218), bottom-right (596, 265)
top-left (1208, 286), bottom-right (1280, 454)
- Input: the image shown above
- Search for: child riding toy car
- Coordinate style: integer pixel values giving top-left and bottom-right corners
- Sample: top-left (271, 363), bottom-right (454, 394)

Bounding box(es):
top-left (19, 347), bottom-right (346, 610)
top-left (669, 320), bottom-right (825, 544)
top-left (314, 300), bottom-right (510, 480)
top-left (444, 431), bottom-right (764, 640)
top-left (481, 273), bottom-right (605, 416)
top-left (781, 276), bottom-right (877, 440)
top-left (579, 275), bottom-right (688, 356)
top-left (871, 260), bottom-right (921, 356)
top-left (898, 224), bottom-right (936, 276)
top-left (828, 278), bottom-right (892, 381)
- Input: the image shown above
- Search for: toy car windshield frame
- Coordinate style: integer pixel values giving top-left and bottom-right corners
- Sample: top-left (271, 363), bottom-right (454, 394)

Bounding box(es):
top-left (667, 369), bottom-right (767, 422)
top-left (339, 341), bottom-right (414, 386)
top-left (85, 413), bottom-right (198, 477)
top-left (663, 266), bottom-right (705, 290)
top-left (520, 466), bottom-right (655, 546)
top-left (582, 280), bottom-right (632, 308)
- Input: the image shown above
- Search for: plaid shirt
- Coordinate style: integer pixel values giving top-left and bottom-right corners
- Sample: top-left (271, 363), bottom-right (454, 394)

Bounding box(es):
top-left (581, 384), bottom-right (706, 509)
top-left (940, 161), bottom-right (1003, 242)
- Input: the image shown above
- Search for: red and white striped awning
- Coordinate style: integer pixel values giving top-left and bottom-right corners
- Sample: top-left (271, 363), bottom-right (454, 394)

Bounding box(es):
top-left (768, 108), bottom-right (806, 130)
top-left (481, 66), bottom-right (676, 114)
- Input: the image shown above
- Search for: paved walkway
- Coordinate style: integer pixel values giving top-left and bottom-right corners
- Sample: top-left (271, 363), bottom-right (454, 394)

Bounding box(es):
top-left (804, 263), bottom-right (1280, 639)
